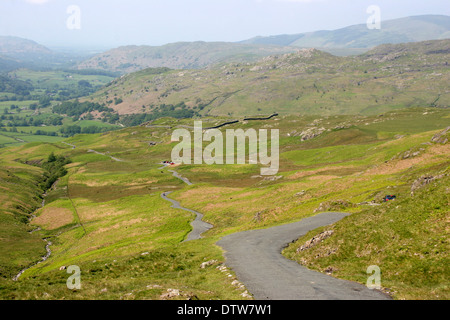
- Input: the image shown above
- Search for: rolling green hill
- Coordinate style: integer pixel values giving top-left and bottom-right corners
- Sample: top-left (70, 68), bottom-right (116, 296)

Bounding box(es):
top-left (84, 39), bottom-right (450, 118)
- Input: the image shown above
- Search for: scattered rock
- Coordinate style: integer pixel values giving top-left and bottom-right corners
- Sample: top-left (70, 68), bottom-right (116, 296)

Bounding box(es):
top-left (314, 200), bottom-right (355, 213)
top-left (299, 127), bottom-right (326, 141)
top-left (146, 284), bottom-right (163, 289)
top-left (160, 288), bottom-right (198, 300)
top-left (253, 211), bottom-right (264, 223)
top-left (294, 190), bottom-right (307, 197)
top-left (241, 291), bottom-right (253, 299)
top-left (431, 127), bottom-right (450, 144)
top-left (358, 201), bottom-right (381, 206)
top-left (200, 260), bottom-right (219, 269)
top-left (231, 280), bottom-right (241, 287)
top-left (325, 267), bottom-right (337, 275)
top-left (296, 230), bottom-right (334, 253)
top-left (160, 288), bottom-right (181, 300)
top-left (217, 265), bottom-right (228, 272)
top-left (59, 266), bottom-right (66, 271)
top-left (333, 124), bottom-right (352, 130)
top-left (263, 175), bottom-right (283, 182)
top-left (411, 174), bottom-right (446, 196)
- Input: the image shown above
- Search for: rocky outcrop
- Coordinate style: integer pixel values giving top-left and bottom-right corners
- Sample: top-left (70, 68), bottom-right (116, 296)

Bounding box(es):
top-left (296, 230), bottom-right (334, 253)
top-left (431, 127), bottom-right (450, 144)
top-left (160, 288), bottom-right (198, 300)
top-left (411, 174), bottom-right (446, 196)
top-left (314, 200), bottom-right (355, 213)
top-left (299, 127), bottom-right (326, 141)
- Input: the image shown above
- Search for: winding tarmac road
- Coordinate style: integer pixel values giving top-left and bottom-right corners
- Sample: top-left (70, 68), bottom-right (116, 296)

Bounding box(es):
top-left (160, 163), bottom-right (391, 300)
top-left (161, 192), bottom-right (213, 241)
top-left (160, 163), bottom-right (211, 241)
top-left (217, 212), bottom-right (391, 300)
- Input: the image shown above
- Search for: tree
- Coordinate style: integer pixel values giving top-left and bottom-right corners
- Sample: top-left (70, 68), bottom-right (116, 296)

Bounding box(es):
top-left (78, 80), bottom-right (92, 88)
top-left (39, 96), bottom-right (51, 108)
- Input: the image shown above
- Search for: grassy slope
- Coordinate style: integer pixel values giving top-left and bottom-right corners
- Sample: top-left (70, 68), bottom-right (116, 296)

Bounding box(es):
top-left (0, 149), bottom-right (48, 279)
top-left (0, 108), bottom-right (448, 300)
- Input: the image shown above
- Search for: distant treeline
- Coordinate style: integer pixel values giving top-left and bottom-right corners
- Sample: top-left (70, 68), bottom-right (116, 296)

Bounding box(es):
top-left (121, 102), bottom-right (198, 127)
top-left (59, 125), bottom-right (116, 137)
top-left (60, 69), bottom-right (120, 78)
top-left (0, 114), bottom-right (63, 127)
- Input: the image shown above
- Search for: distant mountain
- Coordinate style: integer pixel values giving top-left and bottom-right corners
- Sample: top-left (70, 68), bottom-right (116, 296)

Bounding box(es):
top-left (76, 41), bottom-right (299, 74)
top-left (241, 15), bottom-right (450, 51)
top-left (0, 36), bottom-right (90, 70)
top-left (0, 36), bottom-right (53, 60)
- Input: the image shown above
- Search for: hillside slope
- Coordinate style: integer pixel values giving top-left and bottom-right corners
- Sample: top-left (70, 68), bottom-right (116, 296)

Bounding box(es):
top-left (84, 39), bottom-right (450, 117)
top-left (76, 41), bottom-right (298, 74)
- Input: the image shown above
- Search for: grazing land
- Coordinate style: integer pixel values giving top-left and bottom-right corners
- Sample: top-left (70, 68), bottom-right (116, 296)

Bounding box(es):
top-left (0, 107), bottom-right (448, 300)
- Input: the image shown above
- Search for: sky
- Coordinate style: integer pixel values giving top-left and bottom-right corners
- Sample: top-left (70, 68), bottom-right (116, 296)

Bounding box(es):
top-left (0, 0), bottom-right (449, 50)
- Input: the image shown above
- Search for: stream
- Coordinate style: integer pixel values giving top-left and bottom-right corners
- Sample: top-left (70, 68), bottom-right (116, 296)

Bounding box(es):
top-left (13, 197), bottom-right (52, 281)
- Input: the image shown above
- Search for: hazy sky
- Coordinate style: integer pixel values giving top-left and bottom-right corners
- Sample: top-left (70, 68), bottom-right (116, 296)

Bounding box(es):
top-left (0, 0), bottom-right (449, 49)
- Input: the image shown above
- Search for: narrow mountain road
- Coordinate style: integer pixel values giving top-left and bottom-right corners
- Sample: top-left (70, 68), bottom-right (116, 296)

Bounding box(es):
top-left (160, 163), bottom-right (211, 241)
top-left (161, 192), bottom-right (213, 241)
top-left (160, 162), bottom-right (390, 299)
top-left (217, 212), bottom-right (392, 300)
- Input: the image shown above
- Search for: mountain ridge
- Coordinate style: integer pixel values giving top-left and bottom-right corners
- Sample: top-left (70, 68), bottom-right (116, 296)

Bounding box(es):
top-left (240, 15), bottom-right (450, 49)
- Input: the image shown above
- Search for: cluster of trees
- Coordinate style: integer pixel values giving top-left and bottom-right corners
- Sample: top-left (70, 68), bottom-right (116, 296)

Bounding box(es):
top-left (53, 100), bottom-right (115, 120)
top-left (61, 69), bottom-right (119, 77)
top-left (34, 130), bottom-right (59, 136)
top-left (59, 125), bottom-right (115, 137)
top-left (39, 153), bottom-right (71, 190)
top-left (49, 81), bottom-right (101, 101)
top-left (121, 102), bottom-right (198, 127)
top-left (0, 75), bottom-right (33, 96)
